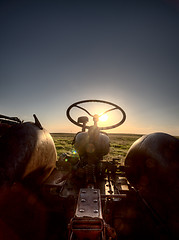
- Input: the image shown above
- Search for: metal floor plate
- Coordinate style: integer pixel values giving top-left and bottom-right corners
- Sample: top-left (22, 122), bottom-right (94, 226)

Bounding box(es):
top-left (75, 188), bottom-right (103, 219)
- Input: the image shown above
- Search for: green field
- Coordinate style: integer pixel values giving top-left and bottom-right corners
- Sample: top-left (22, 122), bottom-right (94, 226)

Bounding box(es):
top-left (51, 133), bottom-right (142, 162)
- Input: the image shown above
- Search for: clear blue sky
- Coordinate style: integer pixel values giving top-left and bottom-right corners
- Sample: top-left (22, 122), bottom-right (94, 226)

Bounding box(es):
top-left (0, 0), bottom-right (179, 135)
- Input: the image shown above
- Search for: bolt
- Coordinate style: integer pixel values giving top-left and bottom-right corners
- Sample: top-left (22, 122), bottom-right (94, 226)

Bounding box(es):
top-left (79, 209), bottom-right (85, 212)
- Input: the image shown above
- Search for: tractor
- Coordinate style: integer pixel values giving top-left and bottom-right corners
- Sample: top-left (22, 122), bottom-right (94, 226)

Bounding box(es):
top-left (0, 99), bottom-right (179, 240)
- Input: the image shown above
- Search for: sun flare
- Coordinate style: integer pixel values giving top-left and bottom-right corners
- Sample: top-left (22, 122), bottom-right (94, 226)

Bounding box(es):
top-left (99, 114), bottom-right (108, 122)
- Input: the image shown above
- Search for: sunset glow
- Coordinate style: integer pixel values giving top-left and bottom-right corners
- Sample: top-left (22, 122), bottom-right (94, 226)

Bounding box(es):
top-left (99, 114), bottom-right (108, 122)
top-left (1, 1), bottom-right (179, 136)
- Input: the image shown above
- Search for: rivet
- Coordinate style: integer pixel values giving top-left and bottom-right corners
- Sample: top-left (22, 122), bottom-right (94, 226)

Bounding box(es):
top-left (94, 209), bottom-right (98, 213)
top-left (79, 209), bottom-right (85, 212)
top-left (81, 199), bottom-right (86, 202)
top-left (93, 199), bottom-right (98, 203)
top-left (93, 190), bottom-right (97, 194)
top-left (81, 190), bottom-right (86, 193)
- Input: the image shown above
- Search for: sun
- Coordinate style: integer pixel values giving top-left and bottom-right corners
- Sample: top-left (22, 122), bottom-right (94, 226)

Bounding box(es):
top-left (99, 114), bottom-right (108, 122)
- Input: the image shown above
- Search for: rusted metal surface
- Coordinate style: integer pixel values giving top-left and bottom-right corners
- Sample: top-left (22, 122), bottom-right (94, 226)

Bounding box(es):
top-left (0, 122), bottom-right (57, 186)
top-left (69, 218), bottom-right (104, 240)
top-left (75, 188), bottom-right (103, 219)
top-left (101, 194), bottom-right (126, 199)
top-left (2, 108), bottom-right (179, 239)
top-left (68, 188), bottom-right (105, 239)
top-left (43, 169), bottom-right (68, 187)
top-left (68, 187), bottom-right (119, 239)
top-left (125, 132), bottom-right (179, 237)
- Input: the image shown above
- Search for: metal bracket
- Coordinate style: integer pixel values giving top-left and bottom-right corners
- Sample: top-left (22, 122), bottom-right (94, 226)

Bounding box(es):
top-left (68, 188), bottom-right (105, 239)
top-left (75, 188), bottom-right (103, 218)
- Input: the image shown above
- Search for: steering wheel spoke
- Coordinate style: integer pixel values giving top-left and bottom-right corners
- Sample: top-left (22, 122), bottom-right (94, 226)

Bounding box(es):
top-left (75, 105), bottom-right (93, 117)
top-left (99, 107), bottom-right (118, 117)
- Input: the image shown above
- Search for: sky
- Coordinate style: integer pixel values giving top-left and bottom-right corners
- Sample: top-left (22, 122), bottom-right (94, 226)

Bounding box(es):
top-left (0, 0), bottom-right (179, 135)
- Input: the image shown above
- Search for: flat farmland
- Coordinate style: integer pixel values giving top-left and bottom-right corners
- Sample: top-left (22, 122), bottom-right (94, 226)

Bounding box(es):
top-left (51, 133), bottom-right (142, 162)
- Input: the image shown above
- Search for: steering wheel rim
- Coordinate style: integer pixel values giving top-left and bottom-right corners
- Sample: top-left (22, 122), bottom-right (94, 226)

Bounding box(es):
top-left (66, 100), bottom-right (126, 130)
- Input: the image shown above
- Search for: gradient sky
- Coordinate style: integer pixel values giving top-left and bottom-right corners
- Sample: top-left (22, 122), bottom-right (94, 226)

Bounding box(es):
top-left (0, 0), bottom-right (179, 135)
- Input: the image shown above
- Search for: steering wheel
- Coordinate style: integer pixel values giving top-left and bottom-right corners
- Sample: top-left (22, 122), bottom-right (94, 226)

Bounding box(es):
top-left (66, 100), bottom-right (126, 130)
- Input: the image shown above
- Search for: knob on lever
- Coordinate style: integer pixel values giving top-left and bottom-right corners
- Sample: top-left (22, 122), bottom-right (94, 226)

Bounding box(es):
top-left (77, 116), bottom-right (89, 132)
